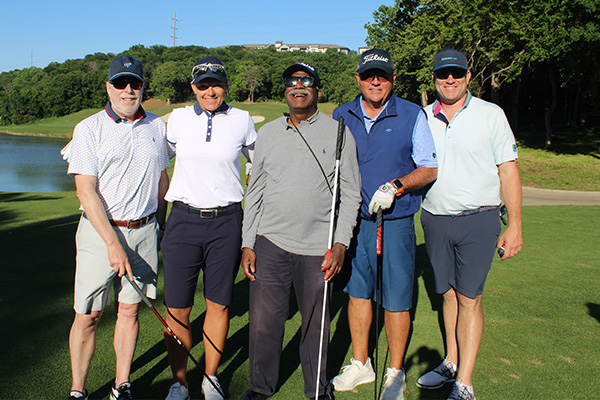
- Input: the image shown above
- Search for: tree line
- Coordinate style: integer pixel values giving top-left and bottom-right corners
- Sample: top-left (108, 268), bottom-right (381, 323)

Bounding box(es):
top-left (1, 0), bottom-right (599, 152)
top-left (0, 45), bottom-right (359, 125)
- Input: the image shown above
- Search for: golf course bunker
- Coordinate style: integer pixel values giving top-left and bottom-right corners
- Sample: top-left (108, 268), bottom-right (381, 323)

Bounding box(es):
top-left (252, 115), bottom-right (265, 123)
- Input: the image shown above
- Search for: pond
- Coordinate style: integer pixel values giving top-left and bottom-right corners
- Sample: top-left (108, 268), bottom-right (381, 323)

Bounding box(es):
top-left (0, 133), bottom-right (75, 192)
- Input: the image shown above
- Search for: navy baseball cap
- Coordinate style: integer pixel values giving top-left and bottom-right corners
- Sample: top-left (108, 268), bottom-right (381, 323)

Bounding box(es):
top-left (433, 49), bottom-right (468, 71)
top-left (357, 49), bottom-right (394, 75)
top-left (191, 56), bottom-right (227, 85)
top-left (283, 62), bottom-right (321, 88)
top-left (108, 55), bottom-right (144, 83)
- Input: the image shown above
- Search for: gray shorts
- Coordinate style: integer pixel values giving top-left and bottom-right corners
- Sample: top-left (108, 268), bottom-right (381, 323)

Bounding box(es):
top-left (73, 215), bottom-right (158, 314)
top-left (420, 208), bottom-right (500, 299)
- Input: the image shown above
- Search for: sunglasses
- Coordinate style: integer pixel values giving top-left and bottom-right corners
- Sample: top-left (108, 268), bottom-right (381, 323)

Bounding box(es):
top-left (192, 63), bottom-right (226, 79)
top-left (284, 76), bottom-right (316, 88)
top-left (195, 82), bottom-right (226, 91)
top-left (111, 77), bottom-right (143, 90)
top-left (434, 68), bottom-right (467, 80)
top-left (359, 72), bottom-right (392, 83)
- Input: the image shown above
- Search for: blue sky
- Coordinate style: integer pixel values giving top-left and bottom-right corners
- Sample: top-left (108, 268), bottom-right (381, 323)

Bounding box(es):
top-left (0, 0), bottom-right (391, 73)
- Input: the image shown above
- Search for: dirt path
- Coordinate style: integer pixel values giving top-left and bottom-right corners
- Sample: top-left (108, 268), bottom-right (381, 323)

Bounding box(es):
top-left (522, 187), bottom-right (600, 206)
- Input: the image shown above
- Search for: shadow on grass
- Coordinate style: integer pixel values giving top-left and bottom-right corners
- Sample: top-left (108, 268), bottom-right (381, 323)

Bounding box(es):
top-left (0, 192), bottom-right (63, 202)
top-left (586, 303), bottom-right (600, 324)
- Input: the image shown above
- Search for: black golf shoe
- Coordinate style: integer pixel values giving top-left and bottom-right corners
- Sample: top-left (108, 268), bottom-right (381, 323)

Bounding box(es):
top-left (110, 382), bottom-right (135, 400)
top-left (240, 389), bottom-right (269, 400)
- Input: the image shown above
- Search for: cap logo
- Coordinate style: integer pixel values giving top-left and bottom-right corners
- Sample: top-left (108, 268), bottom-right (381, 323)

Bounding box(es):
top-left (298, 62), bottom-right (315, 72)
top-left (440, 57), bottom-right (458, 61)
top-left (363, 54), bottom-right (389, 63)
top-left (123, 62), bottom-right (132, 68)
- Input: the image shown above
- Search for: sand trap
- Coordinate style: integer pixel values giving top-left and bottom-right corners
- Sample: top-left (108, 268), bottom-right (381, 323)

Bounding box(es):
top-left (252, 115), bottom-right (265, 123)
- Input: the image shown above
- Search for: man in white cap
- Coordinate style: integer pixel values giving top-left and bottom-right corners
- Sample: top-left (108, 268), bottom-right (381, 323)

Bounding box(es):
top-left (66, 55), bottom-right (171, 400)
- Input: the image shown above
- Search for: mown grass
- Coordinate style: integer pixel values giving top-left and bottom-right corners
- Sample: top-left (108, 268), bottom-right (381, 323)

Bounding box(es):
top-left (0, 192), bottom-right (598, 399)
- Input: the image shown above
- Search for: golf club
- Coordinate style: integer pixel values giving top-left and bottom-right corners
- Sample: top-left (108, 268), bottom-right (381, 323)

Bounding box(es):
top-left (315, 117), bottom-right (345, 400)
top-left (374, 207), bottom-right (383, 400)
top-left (124, 275), bottom-right (226, 399)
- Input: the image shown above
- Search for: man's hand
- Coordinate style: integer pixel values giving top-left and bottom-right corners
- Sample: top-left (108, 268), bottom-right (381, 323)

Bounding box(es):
top-left (321, 242), bottom-right (346, 281)
top-left (368, 183), bottom-right (397, 214)
top-left (107, 241), bottom-right (132, 280)
top-left (242, 247), bottom-right (257, 281)
top-left (497, 225), bottom-right (522, 260)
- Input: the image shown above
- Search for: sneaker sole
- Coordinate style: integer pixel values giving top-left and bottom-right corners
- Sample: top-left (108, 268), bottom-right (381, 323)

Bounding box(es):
top-left (332, 375), bottom-right (376, 391)
top-left (415, 378), bottom-right (455, 390)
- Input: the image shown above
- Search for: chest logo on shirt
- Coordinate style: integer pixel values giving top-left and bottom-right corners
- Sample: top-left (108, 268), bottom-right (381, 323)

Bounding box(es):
top-left (386, 128), bottom-right (392, 133)
top-left (323, 149), bottom-right (326, 154)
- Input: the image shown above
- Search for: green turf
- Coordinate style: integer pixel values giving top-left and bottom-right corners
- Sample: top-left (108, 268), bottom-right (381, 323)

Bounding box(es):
top-left (1, 192), bottom-right (598, 399)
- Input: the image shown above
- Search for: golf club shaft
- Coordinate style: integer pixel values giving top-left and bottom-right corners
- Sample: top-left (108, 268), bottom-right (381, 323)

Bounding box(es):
top-left (125, 275), bottom-right (226, 398)
top-left (375, 208), bottom-right (383, 400)
top-left (315, 117), bottom-right (345, 400)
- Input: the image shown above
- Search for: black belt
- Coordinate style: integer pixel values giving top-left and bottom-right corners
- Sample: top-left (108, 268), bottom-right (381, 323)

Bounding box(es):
top-left (173, 201), bottom-right (241, 218)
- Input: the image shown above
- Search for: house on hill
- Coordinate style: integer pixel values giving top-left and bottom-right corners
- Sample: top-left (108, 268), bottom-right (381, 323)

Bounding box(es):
top-left (242, 41), bottom-right (351, 54)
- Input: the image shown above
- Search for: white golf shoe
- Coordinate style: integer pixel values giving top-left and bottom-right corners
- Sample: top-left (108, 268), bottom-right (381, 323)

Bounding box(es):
top-left (380, 368), bottom-right (406, 400)
top-left (202, 376), bottom-right (224, 400)
top-left (416, 357), bottom-right (457, 389)
top-left (165, 382), bottom-right (190, 400)
top-left (331, 357), bottom-right (376, 391)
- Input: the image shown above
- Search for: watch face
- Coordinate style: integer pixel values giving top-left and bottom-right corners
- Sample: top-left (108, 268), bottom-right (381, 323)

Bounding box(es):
top-left (393, 179), bottom-right (403, 189)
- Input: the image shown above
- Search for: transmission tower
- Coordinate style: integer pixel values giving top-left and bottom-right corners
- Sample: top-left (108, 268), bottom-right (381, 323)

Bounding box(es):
top-left (171, 10), bottom-right (179, 47)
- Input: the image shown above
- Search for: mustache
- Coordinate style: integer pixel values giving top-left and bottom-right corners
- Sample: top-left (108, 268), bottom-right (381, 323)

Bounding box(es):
top-left (288, 88), bottom-right (312, 97)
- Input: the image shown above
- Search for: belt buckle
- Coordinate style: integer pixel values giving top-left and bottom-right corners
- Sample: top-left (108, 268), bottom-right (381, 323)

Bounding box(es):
top-left (200, 209), bottom-right (217, 218)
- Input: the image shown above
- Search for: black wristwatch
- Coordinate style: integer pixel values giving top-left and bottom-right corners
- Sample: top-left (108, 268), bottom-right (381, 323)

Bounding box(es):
top-left (391, 179), bottom-right (404, 196)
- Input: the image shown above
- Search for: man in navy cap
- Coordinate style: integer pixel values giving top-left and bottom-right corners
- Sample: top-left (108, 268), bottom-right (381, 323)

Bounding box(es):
top-left (331, 49), bottom-right (438, 400)
top-left (240, 62), bottom-right (362, 399)
top-left (416, 49), bottom-right (522, 400)
top-left (67, 55), bottom-right (171, 400)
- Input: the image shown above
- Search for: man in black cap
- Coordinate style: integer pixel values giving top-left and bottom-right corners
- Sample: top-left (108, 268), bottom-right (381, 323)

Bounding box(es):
top-left (417, 49), bottom-right (522, 400)
top-left (331, 49), bottom-right (438, 400)
top-left (66, 55), bottom-right (171, 400)
top-left (240, 62), bottom-right (362, 399)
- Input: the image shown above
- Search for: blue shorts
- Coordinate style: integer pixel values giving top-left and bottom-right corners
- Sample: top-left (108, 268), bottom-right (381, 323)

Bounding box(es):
top-left (420, 208), bottom-right (501, 299)
top-left (162, 203), bottom-right (242, 308)
top-left (344, 216), bottom-right (416, 312)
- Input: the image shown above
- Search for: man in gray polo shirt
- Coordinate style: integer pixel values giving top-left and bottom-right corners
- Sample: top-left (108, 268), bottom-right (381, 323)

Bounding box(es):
top-left (240, 62), bottom-right (362, 400)
top-left (67, 55), bottom-right (171, 400)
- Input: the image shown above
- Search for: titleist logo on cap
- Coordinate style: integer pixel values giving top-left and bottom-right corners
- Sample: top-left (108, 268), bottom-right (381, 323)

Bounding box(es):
top-left (363, 54), bottom-right (389, 63)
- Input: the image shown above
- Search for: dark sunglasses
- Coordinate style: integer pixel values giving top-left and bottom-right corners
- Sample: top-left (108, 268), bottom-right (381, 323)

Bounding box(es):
top-left (192, 63), bottom-right (226, 79)
top-left (284, 76), bottom-right (316, 88)
top-left (195, 82), bottom-right (226, 91)
top-left (359, 72), bottom-right (392, 83)
top-left (111, 77), bottom-right (143, 90)
top-left (434, 68), bottom-right (467, 80)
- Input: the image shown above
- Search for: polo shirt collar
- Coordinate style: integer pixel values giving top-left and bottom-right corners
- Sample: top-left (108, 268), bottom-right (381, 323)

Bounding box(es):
top-left (349, 92), bottom-right (397, 121)
top-left (432, 90), bottom-right (472, 118)
top-left (104, 102), bottom-right (146, 123)
top-left (283, 109), bottom-right (321, 129)
top-left (193, 101), bottom-right (230, 116)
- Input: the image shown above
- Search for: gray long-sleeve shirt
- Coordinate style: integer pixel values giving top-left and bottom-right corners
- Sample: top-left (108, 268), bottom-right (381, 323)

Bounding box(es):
top-left (242, 110), bottom-right (362, 256)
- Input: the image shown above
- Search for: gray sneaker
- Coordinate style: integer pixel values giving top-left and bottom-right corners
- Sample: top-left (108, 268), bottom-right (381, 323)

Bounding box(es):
top-left (379, 368), bottom-right (406, 400)
top-left (447, 380), bottom-right (476, 400)
top-left (331, 358), bottom-right (376, 391)
top-left (165, 382), bottom-right (190, 400)
top-left (202, 376), bottom-right (224, 400)
top-left (416, 357), bottom-right (457, 389)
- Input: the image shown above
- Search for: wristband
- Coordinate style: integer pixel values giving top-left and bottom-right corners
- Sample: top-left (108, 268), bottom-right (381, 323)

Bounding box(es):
top-left (390, 179), bottom-right (404, 197)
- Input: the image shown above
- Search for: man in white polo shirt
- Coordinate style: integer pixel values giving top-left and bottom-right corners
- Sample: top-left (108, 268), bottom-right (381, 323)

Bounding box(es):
top-left (66, 55), bottom-right (171, 400)
top-left (418, 49), bottom-right (523, 400)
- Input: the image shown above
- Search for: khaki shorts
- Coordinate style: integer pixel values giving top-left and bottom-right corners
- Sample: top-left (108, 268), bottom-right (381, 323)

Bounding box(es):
top-left (73, 215), bottom-right (158, 314)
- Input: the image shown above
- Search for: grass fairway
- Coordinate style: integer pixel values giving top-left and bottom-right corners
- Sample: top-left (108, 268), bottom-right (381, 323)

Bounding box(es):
top-left (0, 192), bottom-right (598, 399)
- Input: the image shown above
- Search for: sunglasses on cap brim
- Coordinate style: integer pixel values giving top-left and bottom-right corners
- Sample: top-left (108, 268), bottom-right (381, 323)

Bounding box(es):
top-left (192, 63), bottom-right (226, 79)
top-left (111, 77), bottom-right (143, 90)
top-left (434, 68), bottom-right (468, 80)
top-left (284, 76), bottom-right (317, 88)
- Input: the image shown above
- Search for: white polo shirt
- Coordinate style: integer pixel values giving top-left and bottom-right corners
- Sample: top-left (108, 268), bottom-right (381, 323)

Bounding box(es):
top-left (165, 103), bottom-right (257, 208)
top-left (422, 92), bottom-right (518, 215)
top-left (68, 104), bottom-right (171, 221)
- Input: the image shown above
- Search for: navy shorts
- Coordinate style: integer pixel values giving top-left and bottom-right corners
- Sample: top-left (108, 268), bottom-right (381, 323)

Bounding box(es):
top-left (420, 208), bottom-right (501, 299)
top-left (344, 217), bottom-right (416, 312)
top-left (162, 203), bottom-right (242, 308)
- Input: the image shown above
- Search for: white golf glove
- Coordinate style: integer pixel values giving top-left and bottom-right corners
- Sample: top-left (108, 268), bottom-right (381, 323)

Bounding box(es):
top-left (60, 140), bottom-right (73, 162)
top-left (368, 183), bottom-right (397, 214)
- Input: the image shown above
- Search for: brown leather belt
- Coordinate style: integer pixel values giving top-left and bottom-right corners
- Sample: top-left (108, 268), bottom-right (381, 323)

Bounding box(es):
top-left (109, 213), bottom-right (155, 229)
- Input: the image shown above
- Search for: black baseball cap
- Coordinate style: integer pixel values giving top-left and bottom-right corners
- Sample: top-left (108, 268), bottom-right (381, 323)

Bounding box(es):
top-left (282, 62), bottom-right (321, 88)
top-left (191, 56), bottom-right (227, 85)
top-left (357, 49), bottom-right (394, 75)
top-left (433, 49), bottom-right (468, 71)
top-left (108, 55), bottom-right (144, 83)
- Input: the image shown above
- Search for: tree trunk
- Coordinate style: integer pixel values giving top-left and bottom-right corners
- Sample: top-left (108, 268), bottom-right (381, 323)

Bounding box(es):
top-left (491, 71), bottom-right (501, 105)
top-left (510, 76), bottom-right (522, 138)
top-left (544, 66), bottom-right (557, 150)
top-left (421, 90), bottom-right (428, 107)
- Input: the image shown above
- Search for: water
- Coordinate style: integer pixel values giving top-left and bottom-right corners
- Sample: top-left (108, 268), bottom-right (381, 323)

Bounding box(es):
top-left (0, 133), bottom-right (75, 192)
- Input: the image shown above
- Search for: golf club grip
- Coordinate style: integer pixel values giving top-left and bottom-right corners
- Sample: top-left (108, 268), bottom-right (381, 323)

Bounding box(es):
top-left (125, 275), bottom-right (154, 309)
top-left (336, 117), bottom-right (344, 160)
top-left (376, 209), bottom-right (383, 255)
